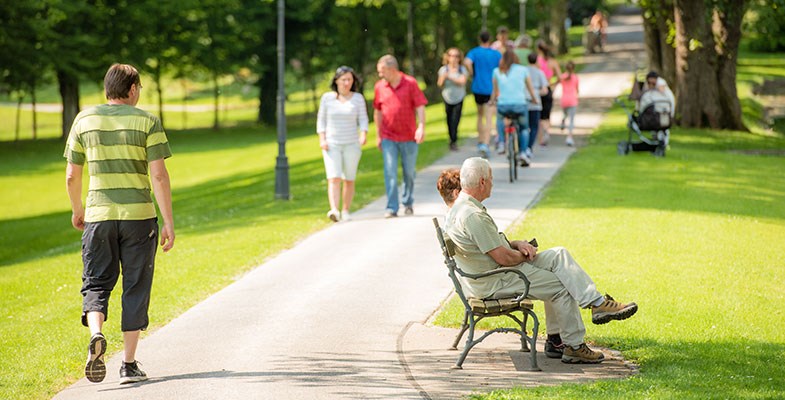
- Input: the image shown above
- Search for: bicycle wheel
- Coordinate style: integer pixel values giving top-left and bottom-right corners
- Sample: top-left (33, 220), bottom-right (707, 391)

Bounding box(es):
top-left (508, 130), bottom-right (517, 182)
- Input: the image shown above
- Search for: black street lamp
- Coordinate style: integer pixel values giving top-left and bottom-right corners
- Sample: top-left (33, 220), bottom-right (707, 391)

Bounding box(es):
top-left (274, 0), bottom-right (290, 200)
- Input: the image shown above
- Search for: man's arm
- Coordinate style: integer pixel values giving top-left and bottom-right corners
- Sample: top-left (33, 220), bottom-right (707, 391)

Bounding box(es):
top-left (65, 163), bottom-right (85, 231)
top-left (150, 159), bottom-right (175, 252)
top-left (487, 239), bottom-right (537, 266)
top-left (463, 57), bottom-right (474, 77)
top-left (414, 105), bottom-right (425, 143)
top-left (373, 109), bottom-right (383, 149)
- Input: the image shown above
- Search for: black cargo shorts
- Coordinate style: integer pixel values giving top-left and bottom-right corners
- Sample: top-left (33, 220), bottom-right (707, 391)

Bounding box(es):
top-left (80, 218), bottom-right (158, 332)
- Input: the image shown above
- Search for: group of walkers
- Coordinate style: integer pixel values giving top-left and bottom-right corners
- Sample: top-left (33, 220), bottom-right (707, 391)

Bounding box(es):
top-left (316, 27), bottom-right (584, 223)
top-left (62, 25), bottom-right (590, 387)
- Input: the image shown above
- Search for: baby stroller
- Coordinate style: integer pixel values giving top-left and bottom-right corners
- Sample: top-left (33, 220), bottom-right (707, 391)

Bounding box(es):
top-left (615, 88), bottom-right (671, 157)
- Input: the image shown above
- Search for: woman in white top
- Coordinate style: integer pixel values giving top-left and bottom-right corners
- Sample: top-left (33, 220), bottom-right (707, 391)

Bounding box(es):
top-left (317, 66), bottom-right (369, 222)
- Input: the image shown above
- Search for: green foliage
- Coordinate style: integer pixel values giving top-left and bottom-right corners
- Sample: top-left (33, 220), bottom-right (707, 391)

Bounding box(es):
top-left (745, 0), bottom-right (785, 52)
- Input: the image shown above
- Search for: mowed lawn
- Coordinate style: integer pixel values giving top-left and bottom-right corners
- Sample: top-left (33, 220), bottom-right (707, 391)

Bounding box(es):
top-left (0, 100), bottom-right (471, 400)
top-left (434, 110), bottom-right (785, 399)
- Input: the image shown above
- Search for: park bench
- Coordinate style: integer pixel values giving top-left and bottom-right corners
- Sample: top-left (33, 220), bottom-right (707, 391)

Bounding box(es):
top-left (432, 218), bottom-right (541, 371)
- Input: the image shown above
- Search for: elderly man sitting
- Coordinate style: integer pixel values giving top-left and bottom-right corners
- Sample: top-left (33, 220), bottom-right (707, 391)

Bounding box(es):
top-left (443, 157), bottom-right (638, 364)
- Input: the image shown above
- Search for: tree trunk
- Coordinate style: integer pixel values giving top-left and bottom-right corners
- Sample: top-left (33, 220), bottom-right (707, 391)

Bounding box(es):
top-left (656, 1), bottom-right (676, 86)
top-left (57, 69), bottom-right (80, 140)
top-left (15, 95), bottom-right (22, 142)
top-left (642, 11), bottom-right (662, 72)
top-left (674, 0), bottom-right (746, 130)
top-left (212, 72), bottom-right (220, 130)
top-left (642, 0), bottom-right (676, 85)
top-left (258, 67), bottom-right (276, 125)
top-left (549, 0), bottom-right (569, 55)
top-left (31, 81), bottom-right (38, 140)
top-left (713, 2), bottom-right (747, 131)
top-left (155, 63), bottom-right (165, 129)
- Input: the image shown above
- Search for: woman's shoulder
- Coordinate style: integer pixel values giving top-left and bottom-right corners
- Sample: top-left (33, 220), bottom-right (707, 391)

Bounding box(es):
top-left (321, 91), bottom-right (337, 100)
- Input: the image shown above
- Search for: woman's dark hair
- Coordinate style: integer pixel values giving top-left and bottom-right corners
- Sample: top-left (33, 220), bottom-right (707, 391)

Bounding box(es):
top-left (498, 49), bottom-right (520, 74)
top-left (330, 66), bottom-right (361, 93)
top-left (536, 40), bottom-right (553, 59)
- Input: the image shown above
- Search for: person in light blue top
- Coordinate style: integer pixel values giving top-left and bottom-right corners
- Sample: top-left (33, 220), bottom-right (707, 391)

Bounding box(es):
top-left (491, 50), bottom-right (538, 165)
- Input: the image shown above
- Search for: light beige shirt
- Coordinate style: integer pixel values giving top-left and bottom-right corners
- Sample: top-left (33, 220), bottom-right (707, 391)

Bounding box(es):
top-left (444, 192), bottom-right (515, 299)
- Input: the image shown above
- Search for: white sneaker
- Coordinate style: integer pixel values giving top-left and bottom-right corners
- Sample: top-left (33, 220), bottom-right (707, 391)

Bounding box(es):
top-left (327, 209), bottom-right (339, 222)
top-left (565, 136), bottom-right (575, 147)
top-left (341, 211), bottom-right (352, 221)
top-left (525, 148), bottom-right (533, 160)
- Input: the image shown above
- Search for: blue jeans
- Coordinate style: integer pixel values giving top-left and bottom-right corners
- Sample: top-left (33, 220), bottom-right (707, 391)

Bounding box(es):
top-left (527, 109), bottom-right (541, 150)
top-left (496, 103), bottom-right (529, 153)
top-left (381, 139), bottom-right (418, 213)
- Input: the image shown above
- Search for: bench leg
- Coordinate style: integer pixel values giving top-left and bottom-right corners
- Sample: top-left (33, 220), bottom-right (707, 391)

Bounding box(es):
top-left (453, 316), bottom-right (477, 369)
top-left (523, 309), bottom-right (541, 371)
top-left (451, 310), bottom-right (470, 350)
top-left (520, 311), bottom-right (530, 352)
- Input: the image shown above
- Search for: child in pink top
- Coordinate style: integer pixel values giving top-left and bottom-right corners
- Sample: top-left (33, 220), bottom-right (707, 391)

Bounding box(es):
top-left (559, 61), bottom-right (579, 146)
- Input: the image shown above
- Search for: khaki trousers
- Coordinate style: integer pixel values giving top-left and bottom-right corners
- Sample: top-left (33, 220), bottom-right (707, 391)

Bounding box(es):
top-left (493, 247), bottom-right (603, 347)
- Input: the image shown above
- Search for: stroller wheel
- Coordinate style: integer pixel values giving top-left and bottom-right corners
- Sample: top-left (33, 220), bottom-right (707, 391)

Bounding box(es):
top-left (617, 141), bottom-right (630, 155)
top-left (654, 144), bottom-right (666, 157)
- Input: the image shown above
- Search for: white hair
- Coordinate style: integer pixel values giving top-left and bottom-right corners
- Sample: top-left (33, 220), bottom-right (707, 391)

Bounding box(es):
top-left (377, 54), bottom-right (399, 70)
top-left (460, 157), bottom-right (491, 189)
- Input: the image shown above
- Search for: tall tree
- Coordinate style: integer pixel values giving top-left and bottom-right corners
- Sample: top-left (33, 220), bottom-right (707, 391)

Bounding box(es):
top-left (641, 0), bottom-right (676, 85)
top-left (673, 0), bottom-right (747, 130)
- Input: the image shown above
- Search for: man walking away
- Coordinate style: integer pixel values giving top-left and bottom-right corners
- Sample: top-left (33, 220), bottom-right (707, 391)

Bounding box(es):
top-left (65, 63), bottom-right (175, 384)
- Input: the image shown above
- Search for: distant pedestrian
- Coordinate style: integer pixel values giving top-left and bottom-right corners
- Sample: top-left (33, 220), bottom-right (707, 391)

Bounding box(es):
top-left (535, 40), bottom-right (562, 146)
top-left (64, 63), bottom-right (174, 384)
top-left (374, 54), bottom-right (428, 218)
top-left (491, 26), bottom-right (514, 52)
top-left (316, 66), bottom-right (369, 222)
top-left (559, 61), bottom-right (580, 146)
top-left (464, 31), bottom-right (502, 158)
top-left (513, 35), bottom-right (532, 66)
top-left (525, 52), bottom-right (549, 158)
top-left (437, 48), bottom-right (468, 151)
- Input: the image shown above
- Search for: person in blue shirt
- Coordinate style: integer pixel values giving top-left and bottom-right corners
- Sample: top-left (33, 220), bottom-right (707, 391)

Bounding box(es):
top-left (464, 31), bottom-right (502, 158)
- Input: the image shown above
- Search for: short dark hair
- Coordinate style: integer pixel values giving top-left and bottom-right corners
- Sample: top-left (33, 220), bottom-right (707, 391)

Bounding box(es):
top-left (646, 71), bottom-right (659, 80)
top-left (330, 66), bottom-right (361, 93)
top-left (527, 52), bottom-right (538, 64)
top-left (479, 31), bottom-right (491, 43)
top-left (104, 63), bottom-right (140, 100)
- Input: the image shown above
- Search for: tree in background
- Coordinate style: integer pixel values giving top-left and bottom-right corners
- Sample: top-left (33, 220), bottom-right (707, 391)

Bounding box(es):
top-left (642, 0), bottom-right (747, 131)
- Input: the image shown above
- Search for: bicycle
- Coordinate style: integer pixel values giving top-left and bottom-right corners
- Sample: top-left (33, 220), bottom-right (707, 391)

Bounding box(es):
top-left (501, 112), bottom-right (523, 183)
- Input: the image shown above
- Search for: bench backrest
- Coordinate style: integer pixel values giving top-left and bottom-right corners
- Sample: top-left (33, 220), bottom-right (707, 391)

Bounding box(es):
top-left (432, 218), bottom-right (473, 307)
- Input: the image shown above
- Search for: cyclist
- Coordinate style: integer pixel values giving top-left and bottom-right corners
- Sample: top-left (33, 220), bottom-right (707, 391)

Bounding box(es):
top-left (491, 50), bottom-right (538, 165)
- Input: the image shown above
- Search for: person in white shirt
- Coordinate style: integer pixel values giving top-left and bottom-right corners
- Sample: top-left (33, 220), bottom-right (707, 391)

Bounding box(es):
top-left (316, 66), bottom-right (369, 222)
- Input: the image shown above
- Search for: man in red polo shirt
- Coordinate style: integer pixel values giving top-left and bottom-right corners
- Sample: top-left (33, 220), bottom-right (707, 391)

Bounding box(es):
top-left (373, 54), bottom-right (428, 218)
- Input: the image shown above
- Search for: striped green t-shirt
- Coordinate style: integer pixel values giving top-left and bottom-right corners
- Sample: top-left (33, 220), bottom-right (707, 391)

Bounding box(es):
top-left (64, 104), bottom-right (172, 222)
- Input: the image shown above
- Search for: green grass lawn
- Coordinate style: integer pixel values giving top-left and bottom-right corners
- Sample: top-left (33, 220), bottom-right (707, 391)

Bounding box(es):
top-left (433, 108), bottom-right (785, 400)
top-left (0, 99), bottom-right (477, 400)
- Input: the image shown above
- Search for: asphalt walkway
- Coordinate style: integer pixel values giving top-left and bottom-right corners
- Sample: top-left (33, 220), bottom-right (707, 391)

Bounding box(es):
top-left (54, 9), bottom-right (645, 400)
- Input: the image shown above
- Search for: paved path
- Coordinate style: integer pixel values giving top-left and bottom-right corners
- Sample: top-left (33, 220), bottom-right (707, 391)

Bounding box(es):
top-left (54, 9), bottom-right (645, 400)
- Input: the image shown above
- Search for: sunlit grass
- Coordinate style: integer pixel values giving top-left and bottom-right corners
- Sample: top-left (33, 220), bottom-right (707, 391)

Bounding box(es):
top-left (434, 99), bottom-right (785, 400)
top-left (0, 98), bottom-right (482, 399)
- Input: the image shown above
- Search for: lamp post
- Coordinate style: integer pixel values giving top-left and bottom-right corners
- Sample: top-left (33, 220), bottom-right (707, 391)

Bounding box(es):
top-left (274, 0), bottom-right (290, 200)
top-left (480, 0), bottom-right (490, 31)
top-left (519, 0), bottom-right (527, 35)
